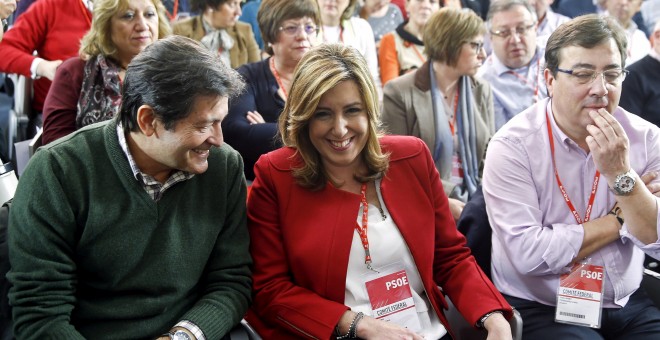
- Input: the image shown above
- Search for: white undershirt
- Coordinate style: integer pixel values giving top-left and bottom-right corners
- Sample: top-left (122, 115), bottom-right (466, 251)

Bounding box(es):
top-left (343, 179), bottom-right (446, 339)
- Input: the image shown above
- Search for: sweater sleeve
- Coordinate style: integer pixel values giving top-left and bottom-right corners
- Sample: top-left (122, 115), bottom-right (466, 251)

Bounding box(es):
top-left (42, 58), bottom-right (85, 145)
top-left (378, 33), bottom-right (400, 85)
top-left (7, 149), bottom-right (86, 340)
top-left (178, 149), bottom-right (252, 339)
top-left (0, 1), bottom-right (47, 76)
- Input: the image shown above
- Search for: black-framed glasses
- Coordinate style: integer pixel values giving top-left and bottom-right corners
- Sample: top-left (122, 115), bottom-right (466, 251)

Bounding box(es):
top-left (490, 23), bottom-right (536, 39)
top-left (278, 24), bottom-right (319, 36)
top-left (466, 40), bottom-right (485, 52)
top-left (555, 67), bottom-right (629, 85)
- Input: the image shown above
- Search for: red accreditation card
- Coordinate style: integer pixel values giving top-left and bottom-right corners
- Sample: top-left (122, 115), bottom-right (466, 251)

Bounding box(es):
top-left (555, 263), bottom-right (604, 328)
top-left (365, 269), bottom-right (421, 331)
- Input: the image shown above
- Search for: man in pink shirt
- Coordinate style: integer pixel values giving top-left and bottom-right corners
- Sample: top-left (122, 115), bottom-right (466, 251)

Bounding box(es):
top-left (483, 14), bottom-right (660, 339)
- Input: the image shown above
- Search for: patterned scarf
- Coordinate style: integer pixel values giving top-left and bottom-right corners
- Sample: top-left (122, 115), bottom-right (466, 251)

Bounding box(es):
top-left (77, 54), bottom-right (122, 128)
top-left (200, 18), bottom-right (234, 67)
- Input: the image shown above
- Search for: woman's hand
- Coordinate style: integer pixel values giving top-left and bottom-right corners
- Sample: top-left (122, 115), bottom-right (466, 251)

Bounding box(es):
top-left (37, 59), bottom-right (63, 81)
top-left (246, 110), bottom-right (265, 125)
top-left (484, 312), bottom-right (513, 340)
top-left (0, 0), bottom-right (17, 20)
top-left (355, 315), bottom-right (424, 340)
top-left (448, 197), bottom-right (465, 221)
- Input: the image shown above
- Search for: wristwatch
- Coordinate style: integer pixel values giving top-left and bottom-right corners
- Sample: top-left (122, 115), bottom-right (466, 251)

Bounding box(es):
top-left (611, 169), bottom-right (636, 196)
top-left (166, 330), bottom-right (191, 340)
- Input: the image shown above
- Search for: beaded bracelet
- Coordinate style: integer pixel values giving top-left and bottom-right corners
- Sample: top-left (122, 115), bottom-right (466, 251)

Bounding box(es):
top-left (336, 312), bottom-right (364, 339)
top-left (608, 206), bottom-right (624, 226)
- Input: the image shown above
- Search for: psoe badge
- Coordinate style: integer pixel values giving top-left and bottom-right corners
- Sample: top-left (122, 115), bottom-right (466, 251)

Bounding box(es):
top-left (555, 263), bottom-right (604, 328)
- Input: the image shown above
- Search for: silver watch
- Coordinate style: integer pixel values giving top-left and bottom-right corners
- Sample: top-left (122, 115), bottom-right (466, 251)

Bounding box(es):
top-left (611, 169), bottom-right (636, 196)
top-left (168, 330), bottom-right (191, 340)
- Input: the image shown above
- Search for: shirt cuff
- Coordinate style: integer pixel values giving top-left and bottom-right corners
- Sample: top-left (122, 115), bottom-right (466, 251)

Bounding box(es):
top-left (174, 320), bottom-right (206, 340)
top-left (30, 58), bottom-right (45, 79)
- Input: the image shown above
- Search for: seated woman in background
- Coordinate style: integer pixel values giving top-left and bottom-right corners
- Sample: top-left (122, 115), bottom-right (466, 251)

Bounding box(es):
top-left (42, 0), bottom-right (171, 145)
top-left (378, 0), bottom-right (440, 85)
top-left (245, 43), bottom-right (513, 339)
top-left (381, 8), bottom-right (494, 221)
top-left (317, 0), bottom-right (381, 95)
top-left (223, 0), bottom-right (319, 181)
top-left (357, 0), bottom-right (404, 46)
top-left (172, 0), bottom-right (259, 68)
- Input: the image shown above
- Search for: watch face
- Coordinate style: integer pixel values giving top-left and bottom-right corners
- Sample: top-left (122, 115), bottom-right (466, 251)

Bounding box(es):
top-left (172, 331), bottom-right (191, 340)
top-left (615, 172), bottom-right (636, 195)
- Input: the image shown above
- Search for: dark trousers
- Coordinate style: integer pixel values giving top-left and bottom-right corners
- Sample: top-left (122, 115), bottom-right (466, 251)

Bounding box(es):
top-left (504, 288), bottom-right (660, 339)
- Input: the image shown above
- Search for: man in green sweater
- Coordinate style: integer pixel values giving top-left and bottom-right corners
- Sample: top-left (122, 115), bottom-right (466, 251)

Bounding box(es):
top-left (7, 36), bottom-right (252, 340)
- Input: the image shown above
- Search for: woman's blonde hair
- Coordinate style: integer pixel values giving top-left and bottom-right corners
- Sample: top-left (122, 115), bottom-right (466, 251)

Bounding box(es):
top-left (278, 43), bottom-right (389, 190)
top-left (79, 0), bottom-right (172, 59)
top-left (423, 7), bottom-right (485, 66)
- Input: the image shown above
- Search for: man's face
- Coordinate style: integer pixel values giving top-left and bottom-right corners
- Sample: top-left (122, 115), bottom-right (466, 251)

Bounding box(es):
top-left (489, 5), bottom-right (537, 69)
top-left (546, 39), bottom-right (624, 140)
top-left (149, 95), bottom-right (229, 176)
top-left (606, 0), bottom-right (642, 27)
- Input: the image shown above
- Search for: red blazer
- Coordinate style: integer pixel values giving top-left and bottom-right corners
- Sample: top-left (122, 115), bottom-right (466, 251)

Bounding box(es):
top-left (246, 135), bottom-right (512, 339)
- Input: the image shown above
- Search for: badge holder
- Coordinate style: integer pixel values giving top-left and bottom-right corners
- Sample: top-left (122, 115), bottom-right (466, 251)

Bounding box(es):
top-left (555, 259), bottom-right (604, 328)
top-left (362, 262), bottom-right (422, 332)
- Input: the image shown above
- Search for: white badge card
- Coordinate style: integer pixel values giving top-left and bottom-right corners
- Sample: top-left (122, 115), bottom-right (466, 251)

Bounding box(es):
top-left (363, 263), bottom-right (422, 332)
top-left (555, 263), bottom-right (604, 328)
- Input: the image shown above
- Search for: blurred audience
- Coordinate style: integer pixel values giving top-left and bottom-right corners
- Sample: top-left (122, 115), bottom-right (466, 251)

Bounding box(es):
top-left (161, 0), bottom-right (192, 21)
top-left (317, 0), bottom-right (381, 96)
top-left (378, 0), bottom-right (440, 85)
top-left (0, 0), bottom-right (92, 133)
top-left (526, 0), bottom-right (569, 38)
top-left (238, 0), bottom-right (263, 49)
top-left (382, 8), bottom-right (494, 221)
top-left (42, 0), bottom-right (171, 145)
top-left (641, 0), bottom-right (660, 35)
top-left (478, 0), bottom-right (548, 129)
top-left (620, 22), bottom-right (660, 127)
top-left (224, 0), bottom-right (319, 181)
top-left (172, 0), bottom-right (260, 68)
top-left (605, 0), bottom-right (650, 64)
top-left (245, 42), bottom-right (513, 340)
top-left (357, 0), bottom-right (404, 46)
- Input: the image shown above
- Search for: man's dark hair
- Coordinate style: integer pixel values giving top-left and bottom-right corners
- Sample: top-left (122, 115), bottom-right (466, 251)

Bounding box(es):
top-left (545, 14), bottom-right (628, 76)
top-left (119, 35), bottom-right (245, 132)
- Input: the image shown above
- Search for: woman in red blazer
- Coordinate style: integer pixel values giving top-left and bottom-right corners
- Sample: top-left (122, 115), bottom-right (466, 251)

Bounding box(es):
top-left (246, 43), bottom-right (513, 339)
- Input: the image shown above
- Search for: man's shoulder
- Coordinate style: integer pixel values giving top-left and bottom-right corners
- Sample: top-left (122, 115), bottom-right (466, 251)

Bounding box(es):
top-left (493, 101), bottom-right (547, 141)
top-left (616, 106), bottom-right (660, 136)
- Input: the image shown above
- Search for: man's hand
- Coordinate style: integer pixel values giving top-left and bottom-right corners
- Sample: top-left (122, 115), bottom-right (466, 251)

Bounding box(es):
top-left (641, 171), bottom-right (660, 197)
top-left (0, 0), bottom-right (17, 20)
top-left (585, 108), bottom-right (630, 182)
top-left (36, 59), bottom-right (63, 81)
top-left (448, 197), bottom-right (465, 221)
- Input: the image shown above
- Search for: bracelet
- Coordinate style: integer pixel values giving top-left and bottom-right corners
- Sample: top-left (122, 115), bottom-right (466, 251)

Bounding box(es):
top-left (608, 206), bottom-right (624, 226)
top-left (336, 312), bottom-right (364, 339)
top-left (476, 310), bottom-right (502, 329)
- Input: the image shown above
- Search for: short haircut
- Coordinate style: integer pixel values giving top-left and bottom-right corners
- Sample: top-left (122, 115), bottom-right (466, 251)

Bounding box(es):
top-left (486, 0), bottom-right (537, 29)
top-left (258, 0), bottom-right (321, 55)
top-left (278, 43), bottom-right (389, 190)
top-left (79, 0), bottom-right (171, 59)
top-left (545, 14), bottom-right (628, 75)
top-left (119, 35), bottom-right (245, 132)
top-left (424, 8), bottom-right (486, 67)
top-left (190, 0), bottom-right (229, 13)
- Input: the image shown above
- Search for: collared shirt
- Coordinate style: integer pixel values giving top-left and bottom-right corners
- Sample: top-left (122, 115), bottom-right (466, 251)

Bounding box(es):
top-left (537, 8), bottom-right (570, 39)
top-left (483, 98), bottom-right (660, 308)
top-left (117, 122), bottom-right (195, 202)
top-left (116, 122), bottom-right (204, 339)
top-left (623, 20), bottom-right (651, 65)
top-left (477, 46), bottom-right (548, 129)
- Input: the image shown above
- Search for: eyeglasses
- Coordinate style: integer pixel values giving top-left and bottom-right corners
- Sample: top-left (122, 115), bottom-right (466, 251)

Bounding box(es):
top-left (466, 41), bottom-right (484, 52)
top-left (278, 24), bottom-right (319, 36)
top-left (555, 67), bottom-right (629, 85)
top-left (490, 23), bottom-right (536, 39)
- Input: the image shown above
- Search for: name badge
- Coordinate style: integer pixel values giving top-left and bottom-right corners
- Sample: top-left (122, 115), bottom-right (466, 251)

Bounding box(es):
top-left (555, 263), bottom-right (604, 328)
top-left (364, 266), bottom-right (421, 332)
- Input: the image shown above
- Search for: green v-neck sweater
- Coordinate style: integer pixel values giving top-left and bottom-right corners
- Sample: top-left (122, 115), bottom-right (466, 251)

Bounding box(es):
top-left (8, 119), bottom-right (252, 339)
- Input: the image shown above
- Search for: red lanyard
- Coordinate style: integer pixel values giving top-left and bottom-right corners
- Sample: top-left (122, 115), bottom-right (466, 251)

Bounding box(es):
top-left (545, 110), bottom-right (601, 224)
top-left (408, 43), bottom-right (426, 64)
top-left (269, 57), bottom-right (287, 99)
top-left (356, 183), bottom-right (375, 271)
top-left (505, 58), bottom-right (541, 104)
top-left (166, 0), bottom-right (179, 21)
top-left (448, 89), bottom-right (459, 135)
top-left (79, 0), bottom-right (92, 26)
